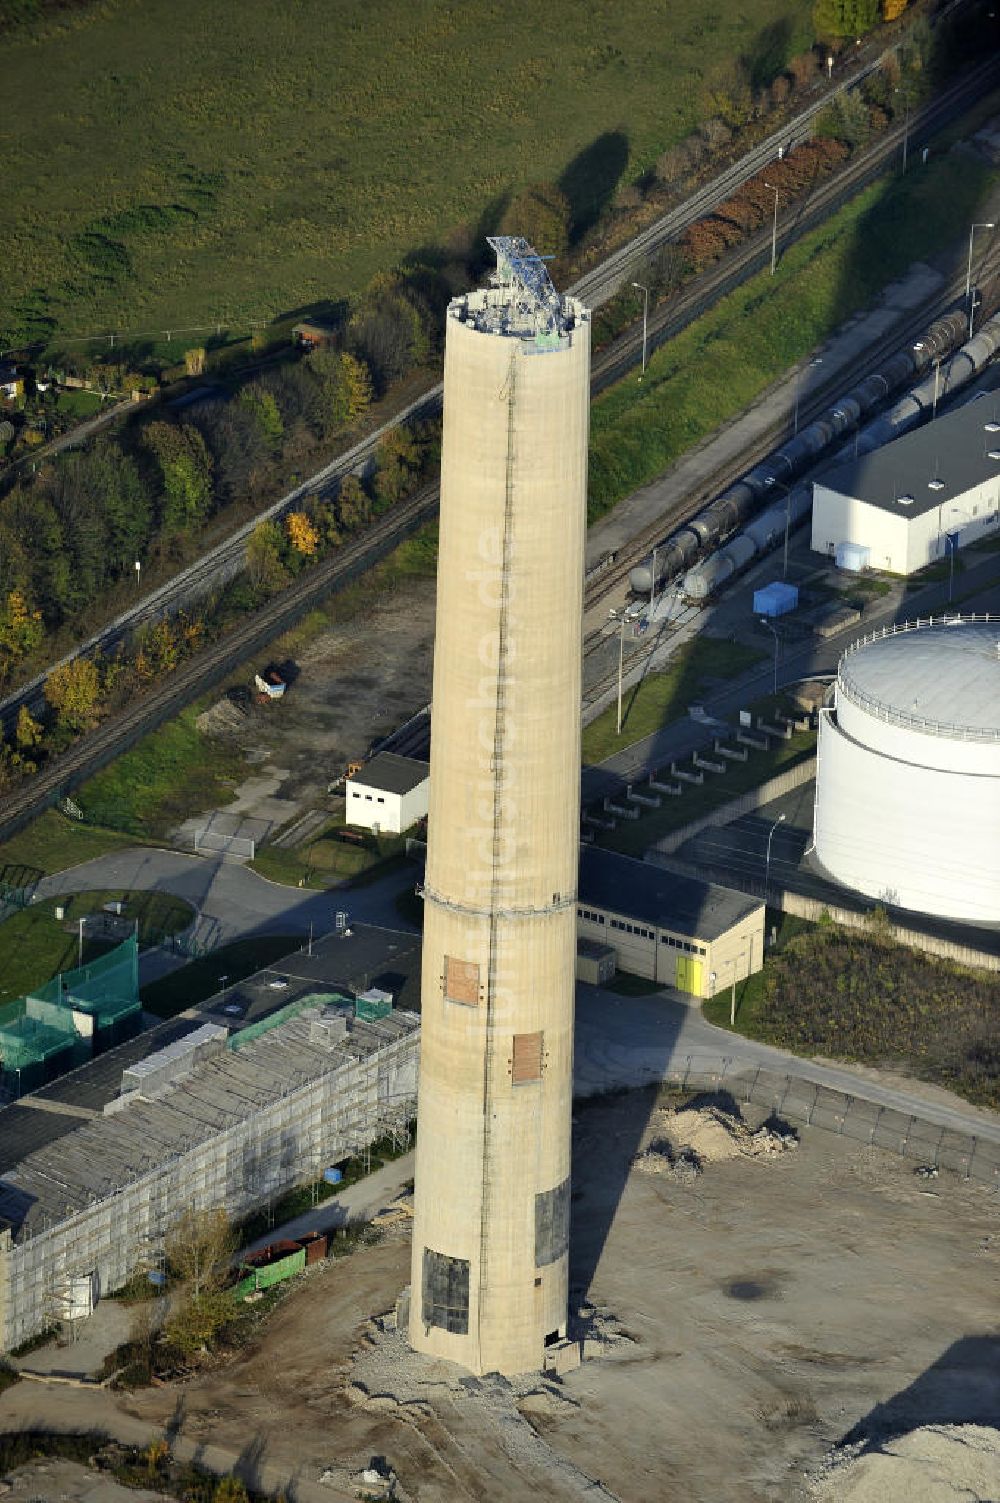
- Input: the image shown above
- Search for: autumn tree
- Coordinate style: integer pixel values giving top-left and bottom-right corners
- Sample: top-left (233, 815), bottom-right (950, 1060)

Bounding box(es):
top-left (285, 510), bottom-right (319, 557)
top-left (335, 473), bottom-right (372, 533)
top-left (348, 279), bottom-right (431, 395)
top-left (306, 349), bottom-right (372, 434)
top-left (373, 425), bottom-right (420, 510)
top-left (142, 420), bottom-right (214, 533)
top-left (15, 705), bottom-right (42, 753)
top-left (238, 382), bottom-right (284, 452)
top-left (0, 589), bottom-right (43, 677)
top-left (497, 181), bottom-right (572, 258)
top-left (700, 57), bottom-right (753, 127)
top-left (246, 519), bottom-right (289, 594)
top-left (813, 0), bottom-right (880, 38)
top-left (184, 346), bottom-right (207, 377)
top-left (46, 655), bottom-right (101, 732)
top-left (166, 1207), bottom-right (234, 1297)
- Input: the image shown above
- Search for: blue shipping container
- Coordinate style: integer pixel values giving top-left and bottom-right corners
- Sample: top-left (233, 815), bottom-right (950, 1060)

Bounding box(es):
top-left (323, 1167), bottom-right (343, 1185)
top-left (753, 581), bottom-right (799, 618)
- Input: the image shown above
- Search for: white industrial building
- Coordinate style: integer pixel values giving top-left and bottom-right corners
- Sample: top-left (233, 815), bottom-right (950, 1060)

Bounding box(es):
top-left (346, 752), bottom-right (429, 834)
top-left (811, 397), bottom-right (1000, 573)
top-left (813, 616), bottom-right (1000, 922)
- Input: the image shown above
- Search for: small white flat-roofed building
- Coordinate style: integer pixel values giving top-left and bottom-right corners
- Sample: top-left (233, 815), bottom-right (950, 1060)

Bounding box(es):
top-left (811, 397), bottom-right (1000, 574)
top-left (345, 752), bottom-right (429, 834)
top-left (576, 847), bottom-right (765, 999)
top-left (813, 616), bottom-right (1000, 921)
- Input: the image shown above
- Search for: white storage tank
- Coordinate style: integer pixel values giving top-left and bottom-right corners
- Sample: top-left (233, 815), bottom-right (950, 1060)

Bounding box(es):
top-left (813, 617), bottom-right (1000, 921)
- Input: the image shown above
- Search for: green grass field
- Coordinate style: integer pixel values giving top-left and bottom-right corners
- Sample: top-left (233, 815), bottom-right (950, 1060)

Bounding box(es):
top-left (0, 888), bottom-right (191, 1001)
top-left (582, 637), bottom-right (764, 765)
top-left (77, 707), bottom-right (246, 838)
top-left (0, 0), bottom-right (814, 348)
top-left (0, 808), bottom-right (138, 879)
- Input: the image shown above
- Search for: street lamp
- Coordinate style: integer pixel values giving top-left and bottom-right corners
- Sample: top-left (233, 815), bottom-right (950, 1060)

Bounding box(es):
top-left (893, 87), bottom-right (911, 173)
top-left (914, 342), bottom-right (945, 420)
top-left (616, 613), bottom-right (626, 736)
top-left (763, 183), bottom-right (779, 276)
top-left (134, 559), bottom-right (141, 592)
top-left (764, 813), bottom-right (786, 900)
top-left (759, 616), bottom-right (780, 693)
top-left (793, 357), bottom-right (823, 439)
top-left (631, 282), bottom-right (650, 380)
top-left (966, 222), bottom-right (995, 336)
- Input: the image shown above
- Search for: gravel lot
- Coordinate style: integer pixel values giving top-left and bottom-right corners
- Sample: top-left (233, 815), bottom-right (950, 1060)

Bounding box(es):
top-left (110, 1087), bottom-right (999, 1503)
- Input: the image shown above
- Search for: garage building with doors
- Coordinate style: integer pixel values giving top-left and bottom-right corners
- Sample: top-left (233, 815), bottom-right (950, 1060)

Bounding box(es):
top-left (576, 847), bottom-right (765, 999)
top-left (345, 753), bottom-right (429, 834)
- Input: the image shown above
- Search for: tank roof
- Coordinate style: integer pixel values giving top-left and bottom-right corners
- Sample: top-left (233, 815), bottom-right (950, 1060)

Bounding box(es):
top-left (838, 616), bottom-right (1000, 740)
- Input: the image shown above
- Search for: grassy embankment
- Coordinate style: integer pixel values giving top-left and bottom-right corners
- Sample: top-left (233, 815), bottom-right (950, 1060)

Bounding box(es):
top-left (704, 913), bottom-right (1000, 1110)
top-left (0, 888), bottom-right (191, 1001)
top-left (587, 149), bottom-right (996, 524)
top-left (1, 0), bottom-right (813, 351)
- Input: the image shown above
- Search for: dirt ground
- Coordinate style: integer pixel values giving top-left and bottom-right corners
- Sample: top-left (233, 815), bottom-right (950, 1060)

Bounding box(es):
top-left (208, 574), bottom-right (437, 810)
top-left (113, 1089), bottom-right (999, 1503)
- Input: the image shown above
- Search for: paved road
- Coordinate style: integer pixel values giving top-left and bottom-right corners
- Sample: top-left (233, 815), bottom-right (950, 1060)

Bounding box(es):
top-left (574, 982), bottom-right (1000, 1148)
top-left (37, 849), bottom-right (419, 982)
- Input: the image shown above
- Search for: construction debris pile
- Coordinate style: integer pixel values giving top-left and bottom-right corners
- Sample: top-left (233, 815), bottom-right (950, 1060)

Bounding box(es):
top-left (809, 1425), bottom-right (1000, 1501)
top-left (632, 1103), bottom-right (798, 1179)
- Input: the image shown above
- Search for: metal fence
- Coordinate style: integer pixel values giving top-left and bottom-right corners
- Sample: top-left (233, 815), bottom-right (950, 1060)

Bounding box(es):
top-left (623, 1051), bottom-right (1000, 1191)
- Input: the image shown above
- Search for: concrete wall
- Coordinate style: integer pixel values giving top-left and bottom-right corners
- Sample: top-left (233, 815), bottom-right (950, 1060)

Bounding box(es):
top-left (410, 283), bottom-right (591, 1376)
top-left (648, 756), bottom-right (817, 858)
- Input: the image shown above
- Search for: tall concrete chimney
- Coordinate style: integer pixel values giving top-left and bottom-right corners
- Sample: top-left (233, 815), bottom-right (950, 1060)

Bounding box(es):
top-left (409, 238), bottom-right (590, 1375)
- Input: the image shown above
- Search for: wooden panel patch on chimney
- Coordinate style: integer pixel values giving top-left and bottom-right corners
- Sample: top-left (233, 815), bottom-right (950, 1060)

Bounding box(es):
top-left (511, 1031), bottom-right (543, 1083)
top-left (444, 957), bottom-right (480, 1006)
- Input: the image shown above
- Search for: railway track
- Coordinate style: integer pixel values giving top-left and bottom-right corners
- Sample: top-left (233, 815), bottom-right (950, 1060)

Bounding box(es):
top-left (579, 237), bottom-right (1000, 710)
top-left (0, 35), bottom-right (959, 738)
top-left (583, 221), bottom-right (1000, 616)
top-left (1, 55), bottom-right (997, 838)
top-left (0, 483), bottom-right (440, 843)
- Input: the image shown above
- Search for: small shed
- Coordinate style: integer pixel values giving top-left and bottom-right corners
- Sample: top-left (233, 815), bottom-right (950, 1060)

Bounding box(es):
top-left (835, 541), bottom-right (871, 573)
top-left (346, 752), bottom-right (429, 834)
top-left (576, 938), bottom-right (616, 986)
top-left (753, 581), bottom-right (799, 618)
top-left (292, 320), bottom-right (337, 348)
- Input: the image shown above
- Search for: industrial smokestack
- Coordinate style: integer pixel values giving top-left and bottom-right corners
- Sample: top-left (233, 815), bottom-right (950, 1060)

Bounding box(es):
top-left (408, 238), bottom-right (591, 1376)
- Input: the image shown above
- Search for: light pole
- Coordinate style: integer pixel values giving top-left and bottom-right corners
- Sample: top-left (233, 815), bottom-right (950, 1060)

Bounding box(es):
top-left (793, 357), bottom-right (822, 438)
top-left (764, 183), bottom-right (779, 276)
top-left (894, 87), bottom-right (911, 173)
top-left (649, 544), bottom-right (657, 619)
top-left (913, 343), bottom-right (945, 419)
top-left (616, 613), bottom-right (626, 736)
top-left (764, 813), bottom-right (786, 900)
top-left (759, 616), bottom-right (780, 693)
top-left (134, 559), bottom-right (141, 592)
top-left (966, 222), bottom-right (995, 336)
top-left (631, 282), bottom-right (650, 380)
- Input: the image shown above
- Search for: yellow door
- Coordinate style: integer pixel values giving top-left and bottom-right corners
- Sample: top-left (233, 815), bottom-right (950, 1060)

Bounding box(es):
top-left (675, 955), bottom-right (703, 995)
